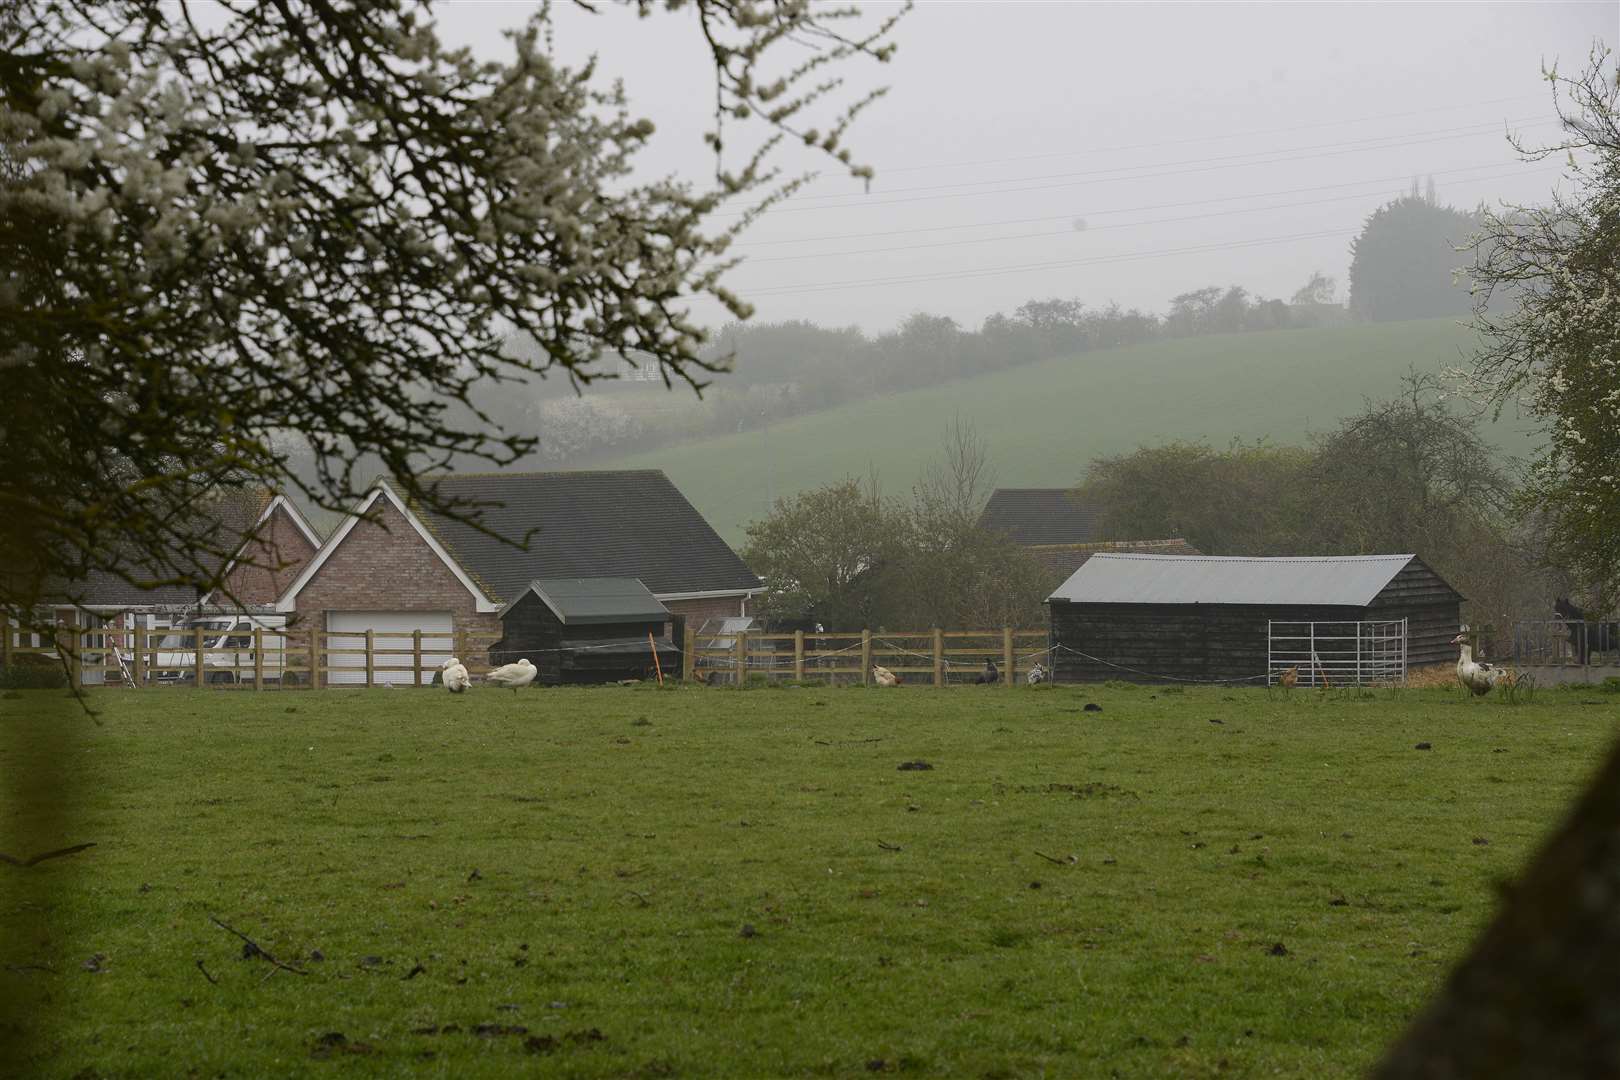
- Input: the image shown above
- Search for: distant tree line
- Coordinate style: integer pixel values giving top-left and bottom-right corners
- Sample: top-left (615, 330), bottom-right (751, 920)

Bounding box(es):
top-left (1075, 371), bottom-right (1560, 645)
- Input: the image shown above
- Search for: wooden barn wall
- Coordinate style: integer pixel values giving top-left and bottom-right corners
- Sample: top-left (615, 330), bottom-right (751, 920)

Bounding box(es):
top-left (491, 592), bottom-right (566, 683)
top-left (1364, 558), bottom-right (1463, 667)
top-left (1050, 602), bottom-right (1367, 684)
top-left (493, 592), bottom-right (668, 684)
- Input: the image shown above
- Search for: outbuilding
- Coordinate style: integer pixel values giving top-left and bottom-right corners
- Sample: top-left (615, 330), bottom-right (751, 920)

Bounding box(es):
top-left (1047, 553), bottom-right (1462, 684)
top-left (491, 577), bottom-right (680, 685)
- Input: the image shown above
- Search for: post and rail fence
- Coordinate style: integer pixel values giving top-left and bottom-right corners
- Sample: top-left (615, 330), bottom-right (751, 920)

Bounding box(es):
top-left (3, 623), bottom-right (1053, 690)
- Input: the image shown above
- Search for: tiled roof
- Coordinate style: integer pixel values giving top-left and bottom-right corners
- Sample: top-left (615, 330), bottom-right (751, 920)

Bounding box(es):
top-left (979, 489), bottom-right (1103, 545)
top-left (414, 471), bottom-right (761, 603)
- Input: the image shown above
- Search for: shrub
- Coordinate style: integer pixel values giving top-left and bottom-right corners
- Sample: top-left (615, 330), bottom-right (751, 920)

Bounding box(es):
top-left (1, 654), bottom-right (69, 690)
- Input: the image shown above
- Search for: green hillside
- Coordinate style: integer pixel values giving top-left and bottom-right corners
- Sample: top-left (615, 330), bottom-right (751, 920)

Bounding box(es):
top-left (598, 319), bottom-right (1541, 544)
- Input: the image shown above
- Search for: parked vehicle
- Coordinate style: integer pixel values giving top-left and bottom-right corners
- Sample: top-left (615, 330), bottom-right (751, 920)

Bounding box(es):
top-left (138, 614), bottom-right (290, 684)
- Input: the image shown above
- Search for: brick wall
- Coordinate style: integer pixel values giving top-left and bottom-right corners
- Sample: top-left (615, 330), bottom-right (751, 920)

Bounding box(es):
top-left (661, 594), bottom-right (749, 640)
top-left (221, 504), bottom-right (318, 606)
top-left (290, 499), bottom-right (500, 650)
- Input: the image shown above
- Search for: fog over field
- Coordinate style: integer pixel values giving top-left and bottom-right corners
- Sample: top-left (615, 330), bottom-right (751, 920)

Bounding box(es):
top-left (439, 2), bottom-right (1615, 331)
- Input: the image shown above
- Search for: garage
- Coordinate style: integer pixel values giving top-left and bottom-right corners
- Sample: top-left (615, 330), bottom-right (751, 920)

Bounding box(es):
top-left (326, 611), bottom-right (453, 686)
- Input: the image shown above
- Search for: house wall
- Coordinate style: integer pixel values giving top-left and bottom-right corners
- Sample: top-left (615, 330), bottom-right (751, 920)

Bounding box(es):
top-left (221, 504), bottom-right (318, 606)
top-left (291, 499), bottom-right (501, 653)
top-left (661, 595), bottom-right (749, 624)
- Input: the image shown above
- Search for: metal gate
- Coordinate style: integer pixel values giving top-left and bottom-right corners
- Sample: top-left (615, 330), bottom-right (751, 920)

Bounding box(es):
top-left (1267, 619), bottom-right (1407, 686)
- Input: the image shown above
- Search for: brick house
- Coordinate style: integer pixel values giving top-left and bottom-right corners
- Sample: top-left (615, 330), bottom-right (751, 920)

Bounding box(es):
top-left (274, 470), bottom-right (761, 681)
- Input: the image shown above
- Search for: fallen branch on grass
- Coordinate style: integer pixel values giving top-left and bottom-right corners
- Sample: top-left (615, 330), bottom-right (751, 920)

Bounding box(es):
top-left (1034, 850), bottom-right (1078, 866)
top-left (0, 842), bottom-right (97, 868)
top-left (195, 959), bottom-right (219, 985)
top-left (877, 841), bottom-right (902, 852)
top-left (209, 916), bottom-right (308, 977)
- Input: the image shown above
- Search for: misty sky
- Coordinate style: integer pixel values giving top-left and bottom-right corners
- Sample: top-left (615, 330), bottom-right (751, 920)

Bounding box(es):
top-left (438, 2), bottom-right (1614, 334)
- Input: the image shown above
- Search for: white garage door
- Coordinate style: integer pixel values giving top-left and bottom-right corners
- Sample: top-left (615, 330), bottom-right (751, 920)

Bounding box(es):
top-left (327, 611), bottom-right (453, 686)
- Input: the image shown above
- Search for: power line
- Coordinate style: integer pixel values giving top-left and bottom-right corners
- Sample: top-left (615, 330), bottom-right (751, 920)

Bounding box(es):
top-left (742, 228), bottom-right (1358, 298)
top-left (720, 117), bottom-right (1557, 217)
top-left (785, 115), bottom-right (1548, 204)
top-left (734, 159), bottom-right (1558, 247)
top-left (849, 94), bottom-right (1550, 177)
top-left (741, 165), bottom-right (1560, 264)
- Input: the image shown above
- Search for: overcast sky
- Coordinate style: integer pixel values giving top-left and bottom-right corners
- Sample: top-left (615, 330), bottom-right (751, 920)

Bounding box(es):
top-left (439, 1), bottom-right (1614, 334)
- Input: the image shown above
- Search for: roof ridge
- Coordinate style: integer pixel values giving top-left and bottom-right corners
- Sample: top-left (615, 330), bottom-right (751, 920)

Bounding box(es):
top-left (424, 468), bottom-right (668, 481)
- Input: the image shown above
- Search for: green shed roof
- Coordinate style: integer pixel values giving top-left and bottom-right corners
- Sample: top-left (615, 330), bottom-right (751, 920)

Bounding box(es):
top-left (510, 577), bottom-right (670, 625)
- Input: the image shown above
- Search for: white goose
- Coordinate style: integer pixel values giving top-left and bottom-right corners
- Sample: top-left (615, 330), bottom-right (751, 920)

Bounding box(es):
top-left (441, 656), bottom-right (471, 694)
top-left (1451, 632), bottom-right (1512, 697)
top-left (486, 658), bottom-right (537, 692)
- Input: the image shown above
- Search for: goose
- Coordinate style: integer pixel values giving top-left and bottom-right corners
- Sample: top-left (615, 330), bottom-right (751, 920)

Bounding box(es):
top-left (1451, 633), bottom-right (1511, 697)
top-left (486, 658), bottom-right (537, 692)
top-left (872, 664), bottom-right (900, 687)
top-left (1026, 663), bottom-right (1046, 686)
top-left (441, 656), bottom-right (470, 694)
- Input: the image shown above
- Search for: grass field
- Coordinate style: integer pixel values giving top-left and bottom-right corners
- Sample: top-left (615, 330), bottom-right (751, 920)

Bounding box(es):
top-left (4, 682), bottom-right (1616, 1078)
top-left (597, 318), bottom-right (1541, 543)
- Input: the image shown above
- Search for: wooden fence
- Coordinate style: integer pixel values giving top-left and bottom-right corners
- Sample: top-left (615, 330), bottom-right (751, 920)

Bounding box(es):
top-left (4, 625), bottom-right (1050, 690)
top-left (2, 626), bottom-right (501, 690)
top-left (682, 628), bottom-right (1050, 687)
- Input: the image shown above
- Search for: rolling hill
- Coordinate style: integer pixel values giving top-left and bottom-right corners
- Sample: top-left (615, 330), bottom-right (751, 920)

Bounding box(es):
top-left (596, 318), bottom-right (1541, 545)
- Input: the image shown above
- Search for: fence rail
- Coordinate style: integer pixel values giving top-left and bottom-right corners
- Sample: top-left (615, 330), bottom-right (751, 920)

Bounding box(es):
top-left (1266, 619), bottom-right (1407, 686)
top-left (1512, 619), bottom-right (1620, 667)
top-left (3, 624), bottom-right (1054, 690)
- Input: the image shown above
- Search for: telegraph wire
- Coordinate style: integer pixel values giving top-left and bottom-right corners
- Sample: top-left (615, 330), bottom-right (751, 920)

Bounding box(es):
top-left (741, 165), bottom-right (1560, 264)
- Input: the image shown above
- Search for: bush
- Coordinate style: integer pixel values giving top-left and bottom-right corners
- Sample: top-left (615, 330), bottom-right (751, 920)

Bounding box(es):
top-left (1600, 677), bottom-right (1620, 694)
top-left (1, 653), bottom-right (69, 689)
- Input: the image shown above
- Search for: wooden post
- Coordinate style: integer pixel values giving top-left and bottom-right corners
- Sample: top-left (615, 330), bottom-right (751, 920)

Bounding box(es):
top-left (860, 629), bottom-right (872, 686)
top-left (412, 629), bottom-right (423, 688)
top-left (365, 628), bottom-right (375, 689)
top-left (311, 631), bottom-right (322, 690)
top-left (66, 623), bottom-right (83, 689)
top-left (933, 628), bottom-right (944, 687)
top-left (253, 628), bottom-right (264, 691)
top-left (649, 631), bottom-right (664, 685)
top-left (1004, 627), bottom-right (1014, 690)
top-left (733, 629), bottom-right (747, 688)
top-left (194, 625), bottom-right (206, 687)
top-left (794, 630), bottom-right (804, 682)
top-left (2, 614), bottom-right (11, 674)
top-left (132, 624), bottom-right (145, 688)
top-left (683, 625), bottom-right (695, 682)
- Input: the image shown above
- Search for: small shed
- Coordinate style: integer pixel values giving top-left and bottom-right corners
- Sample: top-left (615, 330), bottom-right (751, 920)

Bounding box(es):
top-left (1047, 553), bottom-right (1462, 684)
top-left (492, 577), bottom-right (679, 685)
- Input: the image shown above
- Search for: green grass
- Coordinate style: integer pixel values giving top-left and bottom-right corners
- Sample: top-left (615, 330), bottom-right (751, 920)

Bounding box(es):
top-left (598, 318), bottom-right (1541, 543)
top-left (4, 683), bottom-right (1615, 1078)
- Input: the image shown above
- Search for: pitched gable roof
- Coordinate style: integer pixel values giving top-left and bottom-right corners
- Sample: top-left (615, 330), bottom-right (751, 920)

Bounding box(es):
top-left (979, 489), bottom-right (1102, 545)
top-left (510, 577), bottom-right (670, 625)
top-left (414, 471), bottom-right (761, 603)
top-left (1049, 553), bottom-right (1436, 607)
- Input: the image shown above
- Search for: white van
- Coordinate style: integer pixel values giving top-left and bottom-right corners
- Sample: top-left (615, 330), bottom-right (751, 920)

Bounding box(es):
top-left (140, 613), bottom-right (291, 685)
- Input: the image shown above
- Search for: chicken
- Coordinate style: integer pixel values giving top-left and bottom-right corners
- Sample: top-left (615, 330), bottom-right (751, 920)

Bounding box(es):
top-left (440, 656), bottom-right (470, 694)
top-left (1277, 665), bottom-right (1299, 690)
top-left (1026, 663), bottom-right (1047, 686)
top-left (872, 664), bottom-right (900, 688)
top-left (486, 657), bottom-right (537, 692)
top-left (973, 659), bottom-right (999, 685)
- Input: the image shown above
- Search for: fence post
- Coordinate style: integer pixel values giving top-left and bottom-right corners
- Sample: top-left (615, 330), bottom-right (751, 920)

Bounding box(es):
top-left (194, 626), bottom-right (205, 687)
top-left (1004, 627), bottom-right (1014, 689)
top-left (734, 629), bottom-right (747, 688)
top-left (66, 623), bottom-right (83, 690)
top-left (2, 614), bottom-right (10, 673)
top-left (132, 624), bottom-right (145, 688)
top-left (413, 629), bottom-right (423, 687)
top-left (683, 625), bottom-right (695, 682)
top-left (933, 628), bottom-right (944, 687)
top-left (365, 628), bottom-right (375, 689)
top-left (860, 629), bottom-right (872, 686)
top-left (253, 628), bottom-right (264, 691)
top-left (311, 630), bottom-right (322, 690)
top-left (794, 630), bottom-right (804, 682)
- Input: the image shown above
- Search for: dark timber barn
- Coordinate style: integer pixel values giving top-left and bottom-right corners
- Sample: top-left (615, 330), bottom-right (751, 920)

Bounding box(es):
top-left (492, 577), bottom-right (680, 685)
top-left (1047, 554), bottom-right (1462, 684)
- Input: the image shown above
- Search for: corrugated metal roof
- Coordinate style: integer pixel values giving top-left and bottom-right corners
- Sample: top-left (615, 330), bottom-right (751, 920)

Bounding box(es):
top-left (1047, 553), bottom-right (1417, 607)
top-left (514, 577), bottom-right (670, 625)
